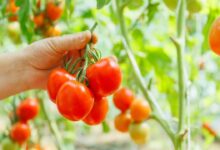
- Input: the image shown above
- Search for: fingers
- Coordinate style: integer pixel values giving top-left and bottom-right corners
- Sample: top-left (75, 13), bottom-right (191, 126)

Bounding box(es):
top-left (45, 30), bottom-right (91, 53)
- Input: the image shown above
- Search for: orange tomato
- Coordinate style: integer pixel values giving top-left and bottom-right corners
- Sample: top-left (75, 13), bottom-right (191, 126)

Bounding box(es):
top-left (34, 13), bottom-right (44, 27)
top-left (130, 99), bottom-right (151, 122)
top-left (209, 17), bottom-right (220, 55)
top-left (114, 112), bottom-right (132, 132)
top-left (44, 26), bottom-right (61, 37)
top-left (6, 0), bottom-right (19, 22)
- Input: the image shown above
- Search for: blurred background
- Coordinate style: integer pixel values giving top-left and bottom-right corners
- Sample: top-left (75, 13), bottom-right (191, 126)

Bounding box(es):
top-left (0, 0), bottom-right (220, 149)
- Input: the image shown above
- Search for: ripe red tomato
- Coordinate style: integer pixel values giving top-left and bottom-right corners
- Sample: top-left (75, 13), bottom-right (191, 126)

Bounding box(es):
top-left (10, 122), bottom-right (30, 144)
top-left (83, 97), bottom-right (108, 125)
top-left (114, 112), bottom-right (132, 132)
top-left (113, 88), bottom-right (134, 112)
top-left (56, 80), bottom-right (94, 121)
top-left (47, 68), bottom-right (75, 103)
top-left (130, 99), bottom-right (151, 122)
top-left (129, 122), bottom-right (149, 144)
top-left (16, 98), bottom-right (39, 122)
top-left (86, 57), bottom-right (122, 97)
top-left (209, 17), bottom-right (220, 55)
top-left (46, 2), bottom-right (63, 21)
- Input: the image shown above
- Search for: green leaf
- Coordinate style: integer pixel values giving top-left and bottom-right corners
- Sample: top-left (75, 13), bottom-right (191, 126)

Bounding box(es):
top-left (102, 121), bottom-right (110, 133)
top-left (97, 0), bottom-right (111, 9)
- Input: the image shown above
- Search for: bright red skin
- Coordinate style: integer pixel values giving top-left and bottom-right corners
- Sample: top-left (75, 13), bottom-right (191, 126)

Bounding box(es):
top-left (83, 97), bottom-right (109, 125)
top-left (56, 80), bottom-right (94, 121)
top-left (47, 68), bottom-right (75, 103)
top-left (46, 2), bottom-right (62, 21)
top-left (113, 88), bottom-right (135, 112)
top-left (209, 17), bottom-right (220, 55)
top-left (10, 122), bottom-right (30, 144)
top-left (86, 57), bottom-right (122, 97)
top-left (16, 98), bottom-right (39, 122)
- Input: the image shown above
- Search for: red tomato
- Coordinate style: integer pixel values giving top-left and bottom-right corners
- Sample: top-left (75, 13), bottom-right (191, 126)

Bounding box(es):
top-left (33, 13), bottom-right (44, 27)
top-left (56, 80), bottom-right (94, 121)
top-left (6, 0), bottom-right (19, 22)
top-left (83, 97), bottom-right (109, 125)
top-left (86, 57), bottom-right (122, 97)
top-left (10, 122), bottom-right (30, 144)
top-left (209, 17), bottom-right (220, 55)
top-left (16, 98), bottom-right (39, 122)
top-left (113, 88), bottom-right (134, 112)
top-left (47, 68), bottom-right (75, 103)
top-left (46, 2), bottom-right (63, 21)
top-left (130, 99), bottom-right (151, 122)
top-left (114, 112), bottom-right (132, 132)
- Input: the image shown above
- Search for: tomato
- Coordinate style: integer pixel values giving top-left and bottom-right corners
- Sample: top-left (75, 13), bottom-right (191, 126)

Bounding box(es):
top-left (187, 0), bottom-right (202, 14)
top-left (16, 98), bottom-right (39, 122)
top-left (1, 138), bottom-right (19, 150)
top-left (209, 17), bottom-right (220, 55)
top-left (7, 22), bottom-right (21, 44)
top-left (114, 112), bottom-right (132, 132)
top-left (163, 0), bottom-right (178, 10)
top-left (83, 97), bottom-right (109, 125)
top-left (10, 122), bottom-right (30, 144)
top-left (163, 0), bottom-right (202, 13)
top-left (34, 13), bottom-right (44, 28)
top-left (113, 88), bottom-right (134, 112)
top-left (86, 57), bottom-right (122, 98)
top-left (130, 99), bottom-right (151, 122)
top-left (129, 122), bottom-right (149, 145)
top-left (57, 80), bottom-right (94, 121)
top-left (47, 68), bottom-right (75, 103)
top-left (44, 26), bottom-right (61, 37)
top-left (6, 0), bottom-right (19, 22)
top-left (46, 2), bottom-right (63, 21)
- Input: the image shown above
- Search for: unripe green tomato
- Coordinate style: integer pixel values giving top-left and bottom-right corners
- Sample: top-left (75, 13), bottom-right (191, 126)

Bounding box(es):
top-left (163, 0), bottom-right (202, 14)
top-left (1, 138), bottom-right (19, 150)
top-left (7, 22), bottom-right (21, 44)
top-left (127, 0), bottom-right (143, 10)
top-left (129, 122), bottom-right (149, 145)
top-left (163, 0), bottom-right (178, 10)
top-left (187, 0), bottom-right (202, 14)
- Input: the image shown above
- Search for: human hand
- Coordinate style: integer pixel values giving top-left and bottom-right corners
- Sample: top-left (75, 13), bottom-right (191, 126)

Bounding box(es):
top-left (23, 31), bottom-right (91, 89)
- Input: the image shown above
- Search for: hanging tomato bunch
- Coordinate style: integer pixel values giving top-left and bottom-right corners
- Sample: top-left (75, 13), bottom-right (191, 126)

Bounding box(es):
top-left (2, 98), bottom-right (40, 148)
top-left (33, 0), bottom-right (63, 37)
top-left (47, 25), bottom-right (122, 125)
top-left (113, 87), bottom-right (151, 144)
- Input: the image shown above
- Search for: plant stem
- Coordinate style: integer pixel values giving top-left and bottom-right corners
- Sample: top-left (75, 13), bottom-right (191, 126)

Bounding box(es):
top-left (114, 0), bottom-right (175, 146)
top-left (176, 0), bottom-right (186, 133)
top-left (39, 98), bottom-right (64, 150)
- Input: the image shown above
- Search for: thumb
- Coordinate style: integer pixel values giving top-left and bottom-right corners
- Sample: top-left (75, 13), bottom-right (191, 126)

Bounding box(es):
top-left (43, 30), bottom-right (91, 53)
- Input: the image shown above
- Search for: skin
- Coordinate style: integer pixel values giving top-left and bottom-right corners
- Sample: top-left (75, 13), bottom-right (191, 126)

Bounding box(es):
top-left (0, 31), bottom-right (91, 99)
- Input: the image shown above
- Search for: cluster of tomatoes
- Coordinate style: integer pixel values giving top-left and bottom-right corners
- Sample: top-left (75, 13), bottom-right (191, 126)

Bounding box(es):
top-left (4, 98), bottom-right (39, 149)
top-left (113, 88), bottom-right (151, 145)
top-left (47, 34), bottom-right (122, 125)
top-left (33, 0), bottom-right (63, 37)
